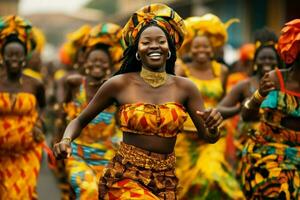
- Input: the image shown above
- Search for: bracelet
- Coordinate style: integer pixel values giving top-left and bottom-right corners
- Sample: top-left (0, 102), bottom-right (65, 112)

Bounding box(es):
top-left (253, 90), bottom-right (265, 102)
top-left (61, 137), bottom-right (72, 144)
top-left (244, 99), bottom-right (251, 109)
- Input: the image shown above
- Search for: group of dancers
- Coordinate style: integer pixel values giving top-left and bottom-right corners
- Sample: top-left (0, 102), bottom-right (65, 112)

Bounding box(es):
top-left (0, 3), bottom-right (299, 200)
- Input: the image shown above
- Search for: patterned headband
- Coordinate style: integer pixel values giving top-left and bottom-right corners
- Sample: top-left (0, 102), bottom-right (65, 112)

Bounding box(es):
top-left (85, 23), bottom-right (124, 66)
top-left (122, 3), bottom-right (186, 50)
top-left (0, 15), bottom-right (35, 53)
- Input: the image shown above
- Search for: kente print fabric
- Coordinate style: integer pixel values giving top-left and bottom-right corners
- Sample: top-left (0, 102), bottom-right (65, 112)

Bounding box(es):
top-left (240, 69), bottom-right (300, 199)
top-left (0, 93), bottom-right (43, 199)
top-left (64, 79), bottom-right (118, 199)
top-left (0, 15), bottom-right (35, 53)
top-left (122, 3), bottom-right (186, 50)
top-left (85, 23), bottom-right (124, 66)
top-left (118, 102), bottom-right (187, 137)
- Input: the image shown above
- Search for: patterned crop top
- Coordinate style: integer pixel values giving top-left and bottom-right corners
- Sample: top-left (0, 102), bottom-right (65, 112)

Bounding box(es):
top-left (118, 102), bottom-right (187, 138)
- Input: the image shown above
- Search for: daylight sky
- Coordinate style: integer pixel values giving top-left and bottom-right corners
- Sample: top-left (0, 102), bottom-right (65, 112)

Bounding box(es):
top-left (19, 0), bottom-right (90, 14)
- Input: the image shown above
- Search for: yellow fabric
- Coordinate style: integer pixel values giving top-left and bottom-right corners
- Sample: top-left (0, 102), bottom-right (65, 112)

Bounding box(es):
top-left (182, 61), bottom-right (224, 131)
top-left (32, 27), bottom-right (46, 53)
top-left (119, 102), bottom-right (187, 137)
top-left (0, 92), bottom-right (43, 199)
top-left (179, 14), bottom-right (239, 55)
top-left (23, 68), bottom-right (43, 81)
top-left (122, 3), bottom-right (186, 50)
top-left (0, 15), bottom-right (35, 53)
top-left (54, 69), bottom-right (66, 80)
top-left (85, 23), bottom-right (124, 67)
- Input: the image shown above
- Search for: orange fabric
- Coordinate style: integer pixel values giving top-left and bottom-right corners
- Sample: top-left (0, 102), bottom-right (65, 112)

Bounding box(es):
top-left (104, 179), bottom-right (160, 200)
top-left (277, 19), bottom-right (300, 64)
top-left (275, 68), bottom-right (300, 97)
top-left (118, 102), bottom-right (187, 137)
top-left (239, 43), bottom-right (255, 62)
top-left (226, 72), bottom-right (248, 93)
top-left (0, 92), bottom-right (42, 199)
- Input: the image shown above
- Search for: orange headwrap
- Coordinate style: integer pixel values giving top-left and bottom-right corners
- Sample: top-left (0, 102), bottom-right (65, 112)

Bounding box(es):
top-left (0, 15), bottom-right (35, 53)
top-left (122, 3), bottom-right (186, 50)
top-left (85, 23), bottom-right (124, 66)
top-left (239, 43), bottom-right (255, 62)
top-left (59, 25), bottom-right (91, 65)
top-left (277, 19), bottom-right (300, 64)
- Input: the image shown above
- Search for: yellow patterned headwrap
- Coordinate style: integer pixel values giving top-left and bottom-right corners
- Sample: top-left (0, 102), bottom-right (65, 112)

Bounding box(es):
top-left (122, 3), bottom-right (186, 50)
top-left (32, 27), bottom-right (46, 53)
top-left (180, 14), bottom-right (239, 55)
top-left (59, 25), bottom-right (91, 65)
top-left (0, 15), bottom-right (35, 54)
top-left (85, 23), bottom-right (124, 65)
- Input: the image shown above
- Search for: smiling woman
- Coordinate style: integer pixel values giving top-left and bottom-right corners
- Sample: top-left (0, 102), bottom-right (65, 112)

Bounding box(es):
top-left (53, 3), bottom-right (223, 200)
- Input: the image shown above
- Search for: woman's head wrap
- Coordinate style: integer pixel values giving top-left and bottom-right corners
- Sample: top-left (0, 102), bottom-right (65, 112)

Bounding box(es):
top-left (59, 25), bottom-right (91, 65)
top-left (85, 23), bottom-right (124, 66)
top-left (0, 15), bottom-right (35, 54)
top-left (277, 19), bottom-right (300, 64)
top-left (122, 3), bottom-right (186, 50)
top-left (239, 43), bottom-right (255, 62)
top-left (31, 27), bottom-right (46, 53)
top-left (179, 14), bottom-right (239, 55)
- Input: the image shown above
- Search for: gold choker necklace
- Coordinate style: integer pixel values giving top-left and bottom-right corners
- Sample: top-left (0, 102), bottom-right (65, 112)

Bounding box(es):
top-left (140, 67), bottom-right (168, 88)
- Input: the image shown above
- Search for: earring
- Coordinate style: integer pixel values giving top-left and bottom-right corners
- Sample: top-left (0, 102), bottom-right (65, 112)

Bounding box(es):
top-left (136, 52), bottom-right (141, 61)
top-left (85, 68), bottom-right (90, 75)
top-left (22, 61), bottom-right (26, 67)
top-left (167, 51), bottom-right (171, 60)
top-left (253, 64), bottom-right (258, 71)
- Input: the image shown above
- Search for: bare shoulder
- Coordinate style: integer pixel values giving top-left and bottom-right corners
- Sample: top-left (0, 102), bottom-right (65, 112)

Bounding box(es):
top-left (23, 74), bottom-right (44, 89)
top-left (103, 73), bottom-right (135, 91)
top-left (66, 74), bottom-right (83, 86)
top-left (221, 64), bottom-right (229, 74)
top-left (267, 69), bottom-right (284, 89)
top-left (171, 75), bottom-right (198, 91)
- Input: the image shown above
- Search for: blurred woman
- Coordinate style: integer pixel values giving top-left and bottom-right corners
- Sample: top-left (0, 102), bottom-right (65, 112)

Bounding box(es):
top-left (218, 28), bottom-right (281, 165)
top-left (63, 23), bottom-right (123, 200)
top-left (240, 19), bottom-right (300, 200)
top-left (175, 14), bottom-right (244, 200)
top-left (53, 4), bottom-right (223, 200)
top-left (0, 15), bottom-right (46, 199)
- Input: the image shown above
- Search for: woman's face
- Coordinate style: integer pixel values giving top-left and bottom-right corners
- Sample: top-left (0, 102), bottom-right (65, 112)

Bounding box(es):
top-left (3, 42), bottom-right (26, 74)
top-left (137, 26), bottom-right (169, 71)
top-left (190, 35), bottom-right (213, 63)
top-left (255, 47), bottom-right (278, 75)
top-left (85, 49), bottom-right (112, 79)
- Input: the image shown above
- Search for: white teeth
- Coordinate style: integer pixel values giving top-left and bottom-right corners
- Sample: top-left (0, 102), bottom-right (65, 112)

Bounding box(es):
top-left (149, 52), bottom-right (161, 57)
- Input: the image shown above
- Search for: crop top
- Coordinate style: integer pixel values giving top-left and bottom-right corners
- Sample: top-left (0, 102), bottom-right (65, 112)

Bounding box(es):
top-left (118, 102), bottom-right (187, 138)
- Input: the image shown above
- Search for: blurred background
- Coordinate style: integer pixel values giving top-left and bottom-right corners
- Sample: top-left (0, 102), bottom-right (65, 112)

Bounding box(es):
top-left (0, 1), bottom-right (299, 199)
top-left (1, 0), bottom-right (299, 64)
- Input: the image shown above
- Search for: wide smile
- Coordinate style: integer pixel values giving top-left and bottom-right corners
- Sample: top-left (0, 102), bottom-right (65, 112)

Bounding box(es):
top-left (147, 52), bottom-right (163, 60)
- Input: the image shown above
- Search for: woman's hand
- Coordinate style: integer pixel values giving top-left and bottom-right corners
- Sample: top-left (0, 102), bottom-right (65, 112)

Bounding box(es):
top-left (197, 108), bottom-right (223, 129)
top-left (258, 73), bottom-right (276, 97)
top-left (53, 139), bottom-right (72, 160)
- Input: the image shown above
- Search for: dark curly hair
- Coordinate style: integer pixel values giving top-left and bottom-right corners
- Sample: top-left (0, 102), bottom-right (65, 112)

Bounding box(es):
top-left (114, 23), bottom-right (177, 75)
top-left (253, 27), bottom-right (283, 70)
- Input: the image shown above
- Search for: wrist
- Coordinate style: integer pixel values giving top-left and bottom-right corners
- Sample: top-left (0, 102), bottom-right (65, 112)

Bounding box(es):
top-left (61, 137), bottom-right (72, 145)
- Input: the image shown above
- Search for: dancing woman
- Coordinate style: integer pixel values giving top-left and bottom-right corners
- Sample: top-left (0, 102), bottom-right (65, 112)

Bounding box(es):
top-left (0, 15), bottom-right (46, 199)
top-left (240, 19), bottom-right (300, 199)
top-left (53, 4), bottom-right (222, 200)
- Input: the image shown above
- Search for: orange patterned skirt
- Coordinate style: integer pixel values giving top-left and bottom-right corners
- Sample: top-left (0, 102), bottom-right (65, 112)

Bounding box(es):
top-left (0, 143), bottom-right (43, 200)
top-left (99, 142), bottom-right (178, 200)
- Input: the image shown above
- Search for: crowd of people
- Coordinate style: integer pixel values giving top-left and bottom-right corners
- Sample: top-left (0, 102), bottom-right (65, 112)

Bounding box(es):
top-left (0, 3), bottom-right (299, 200)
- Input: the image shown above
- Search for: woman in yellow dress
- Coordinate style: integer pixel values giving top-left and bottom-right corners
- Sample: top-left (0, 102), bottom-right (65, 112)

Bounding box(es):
top-left (0, 15), bottom-right (46, 199)
top-left (53, 3), bottom-right (223, 200)
top-left (175, 14), bottom-right (245, 199)
top-left (63, 22), bottom-right (123, 200)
